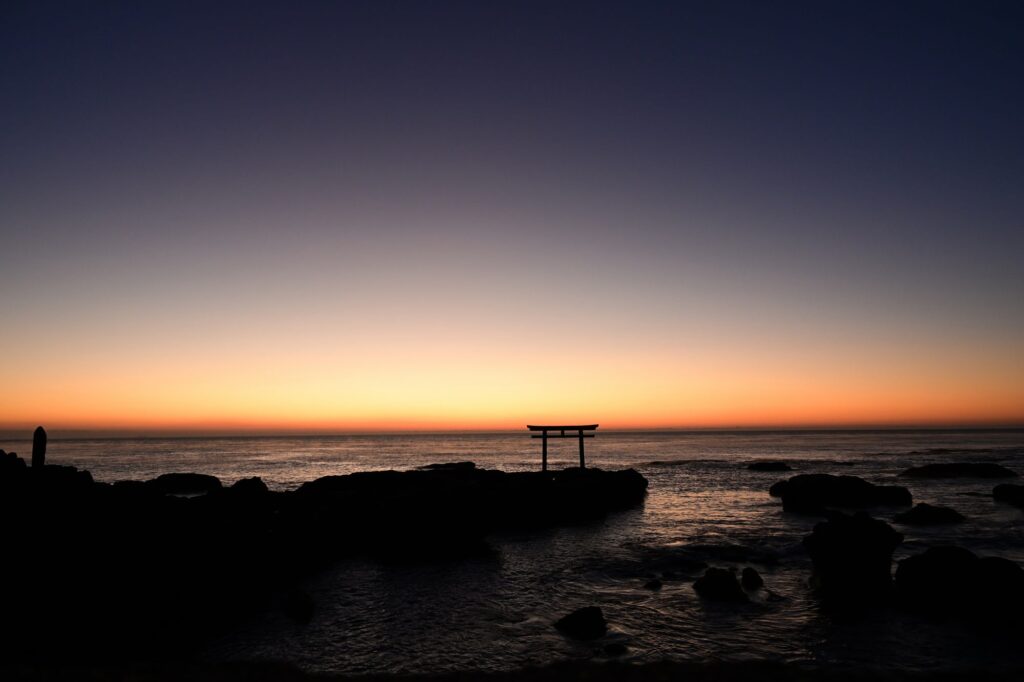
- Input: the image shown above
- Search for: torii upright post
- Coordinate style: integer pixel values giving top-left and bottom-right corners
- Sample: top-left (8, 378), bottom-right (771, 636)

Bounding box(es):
top-left (527, 424), bottom-right (598, 471)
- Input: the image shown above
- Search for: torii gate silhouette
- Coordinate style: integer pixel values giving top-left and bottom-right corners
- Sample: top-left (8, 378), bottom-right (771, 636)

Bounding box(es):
top-left (527, 424), bottom-right (598, 471)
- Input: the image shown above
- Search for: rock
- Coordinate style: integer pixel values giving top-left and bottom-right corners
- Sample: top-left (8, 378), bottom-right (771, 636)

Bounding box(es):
top-left (643, 578), bottom-right (663, 590)
top-left (231, 476), bottom-right (269, 495)
top-left (693, 567), bottom-right (749, 602)
top-left (747, 461), bottom-right (792, 472)
top-left (895, 546), bottom-right (1024, 619)
top-left (770, 474), bottom-right (911, 514)
top-left (899, 462), bottom-right (1017, 479)
top-left (150, 472), bottom-right (223, 496)
top-left (802, 511), bottom-right (903, 603)
top-left (741, 567), bottom-right (764, 590)
top-left (993, 483), bottom-right (1024, 508)
top-left (0, 450), bottom-right (27, 475)
top-left (893, 503), bottom-right (965, 525)
top-left (554, 606), bottom-right (607, 639)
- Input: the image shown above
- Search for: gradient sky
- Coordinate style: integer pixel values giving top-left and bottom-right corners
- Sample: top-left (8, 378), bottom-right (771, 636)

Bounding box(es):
top-left (2, 1), bottom-right (1023, 434)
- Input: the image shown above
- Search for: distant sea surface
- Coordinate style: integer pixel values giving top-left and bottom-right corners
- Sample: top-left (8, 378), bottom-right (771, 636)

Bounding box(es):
top-left (5, 429), bottom-right (1024, 674)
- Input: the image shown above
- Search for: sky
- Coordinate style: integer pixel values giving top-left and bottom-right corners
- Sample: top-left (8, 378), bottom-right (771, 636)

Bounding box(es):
top-left (2, 1), bottom-right (1023, 434)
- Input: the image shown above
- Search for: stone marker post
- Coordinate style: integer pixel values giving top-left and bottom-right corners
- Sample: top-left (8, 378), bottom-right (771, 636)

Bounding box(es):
top-left (32, 426), bottom-right (47, 468)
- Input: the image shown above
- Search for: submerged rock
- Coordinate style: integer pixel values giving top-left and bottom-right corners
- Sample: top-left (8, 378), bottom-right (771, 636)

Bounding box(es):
top-left (643, 578), bottom-right (663, 590)
top-left (993, 483), bottom-right (1024, 508)
top-left (747, 461), bottom-right (793, 472)
top-left (741, 567), bottom-right (764, 591)
top-left (554, 606), bottom-right (607, 639)
top-left (693, 568), bottom-right (749, 602)
top-left (770, 474), bottom-right (911, 514)
top-left (899, 462), bottom-right (1017, 479)
top-left (895, 546), bottom-right (1024, 620)
top-left (420, 461), bottom-right (477, 471)
top-left (802, 511), bottom-right (903, 603)
top-left (893, 503), bottom-right (965, 525)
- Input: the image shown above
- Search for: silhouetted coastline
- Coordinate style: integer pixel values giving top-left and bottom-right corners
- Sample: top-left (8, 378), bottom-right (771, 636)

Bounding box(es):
top-left (3, 435), bottom-right (1024, 678)
top-left (0, 449), bottom-right (646, 663)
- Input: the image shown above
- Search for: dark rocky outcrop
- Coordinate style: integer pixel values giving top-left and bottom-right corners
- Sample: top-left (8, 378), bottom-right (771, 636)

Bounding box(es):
top-left (747, 461), bottom-right (793, 472)
top-left (693, 568), bottom-right (748, 602)
top-left (993, 483), bottom-right (1024, 508)
top-left (554, 606), bottom-right (607, 639)
top-left (741, 567), bottom-right (764, 591)
top-left (899, 462), bottom-right (1017, 479)
top-left (802, 511), bottom-right (903, 603)
top-left (643, 578), bottom-right (662, 590)
top-left (892, 503), bottom-right (965, 525)
top-left (769, 474), bottom-right (911, 515)
top-left (895, 545), bottom-right (1024, 620)
top-left (0, 454), bottom-right (647, 662)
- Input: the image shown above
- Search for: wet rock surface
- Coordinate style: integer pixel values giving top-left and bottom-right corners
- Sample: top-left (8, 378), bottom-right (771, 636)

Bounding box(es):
top-left (770, 474), bottom-right (912, 514)
top-left (895, 546), bottom-right (1024, 620)
top-left (802, 511), bottom-right (903, 603)
top-left (993, 483), bottom-right (1024, 508)
top-left (693, 567), bottom-right (749, 602)
top-left (893, 503), bottom-right (965, 525)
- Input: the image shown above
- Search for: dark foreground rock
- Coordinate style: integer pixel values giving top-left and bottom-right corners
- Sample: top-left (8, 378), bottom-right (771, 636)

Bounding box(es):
top-left (747, 461), bottom-right (793, 471)
top-left (0, 452), bottom-right (646, 663)
top-left (554, 606), bottom-right (607, 639)
top-left (893, 503), bottom-right (965, 525)
top-left (770, 474), bottom-right (911, 514)
top-left (993, 483), bottom-right (1024, 508)
top-left (741, 567), bottom-right (764, 590)
top-left (895, 545), bottom-right (1024, 620)
top-left (802, 511), bottom-right (903, 603)
top-left (693, 567), bottom-right (748, 602)
top-left (899, 462), bottom-right (1017, 478)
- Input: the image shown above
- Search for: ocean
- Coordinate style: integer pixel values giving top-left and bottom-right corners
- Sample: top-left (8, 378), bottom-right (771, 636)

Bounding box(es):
top-left (4, 429), bottom-right (1023, 674)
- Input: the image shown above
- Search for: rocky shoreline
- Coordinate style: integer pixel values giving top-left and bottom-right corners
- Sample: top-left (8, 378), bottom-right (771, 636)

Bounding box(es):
top-left (0, 449), bottom-right (647, 663)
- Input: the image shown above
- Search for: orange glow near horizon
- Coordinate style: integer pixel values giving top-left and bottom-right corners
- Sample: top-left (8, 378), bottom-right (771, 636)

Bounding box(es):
top-left (3, 324), bottom-right (1022, 434)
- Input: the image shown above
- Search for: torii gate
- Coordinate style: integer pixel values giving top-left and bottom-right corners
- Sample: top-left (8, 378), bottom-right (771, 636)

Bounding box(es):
top-left (527, 424), bottom-right (598, 471)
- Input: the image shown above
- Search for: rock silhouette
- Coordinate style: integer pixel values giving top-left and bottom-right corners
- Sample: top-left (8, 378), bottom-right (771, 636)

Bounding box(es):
top-left (741, 567), bottom-right (764, 590)
top-left (895, 545), bottom-right (1024, 620)
top-left (993, 483), bottom-right (1024, 508)
top-left (899, 462), bottom-right (1017, 478)
top-left (554, 606), bottom-right (608, 639)
top-left (769, 474), bottom-right (911, 514)
top-left (893, 503), bottom-right (965, 525)
top-left (0, 450), bottom-right (646, 662)
top-left (693, 567), bottom-right (749, 602)
top-left (802, 511), bottom-right (903, 603)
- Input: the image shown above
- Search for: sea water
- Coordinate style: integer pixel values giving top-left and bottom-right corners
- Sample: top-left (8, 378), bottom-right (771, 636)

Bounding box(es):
top-left (3, 429), bottom-right (1023, 673)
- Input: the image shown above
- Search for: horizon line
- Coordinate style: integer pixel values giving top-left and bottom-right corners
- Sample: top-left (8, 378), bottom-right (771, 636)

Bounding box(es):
top-left (2, 422), bottom-right (1024, 441)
